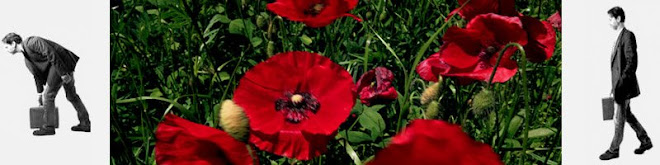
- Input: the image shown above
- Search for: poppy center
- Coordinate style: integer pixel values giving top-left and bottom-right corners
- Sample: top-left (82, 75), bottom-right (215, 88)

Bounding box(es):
top-left (275, 92), bottom-right (320, 123)
top-left (478, 46), bottom-right (498, 60)
top-left (304, 3), bottom-right (325, 16)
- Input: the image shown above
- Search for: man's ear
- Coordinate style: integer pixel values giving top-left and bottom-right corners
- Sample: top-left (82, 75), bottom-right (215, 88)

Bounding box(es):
top-left (616, 16), bottom-right (622, 23)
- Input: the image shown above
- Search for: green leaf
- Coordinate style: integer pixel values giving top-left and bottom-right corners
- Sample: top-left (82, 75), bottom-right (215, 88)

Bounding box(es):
top-left (364, 104), bottom-right (385, 112)
top-left (218, 72), bottom-right (230, 81)
top-left (505, 138), bottom-right (522, 148)
top-left (359, 109), bottom-right (386, 139)
top-left (216, 5), bottom-right (225, 14)
top-left (521, 128), bottom-right (557, 139)
top-left (251, 37), bottom-right (263, 47)
top-left (507, 110), bottom-right (524, 137)
top-left (347, 131), bottom-right (372, 143)
top-left (146, 9), bottom-right (159, 15)
top-left (300, 34), bottom-right (313, 45)
top-left (228, 19), bottom-right (255, 36)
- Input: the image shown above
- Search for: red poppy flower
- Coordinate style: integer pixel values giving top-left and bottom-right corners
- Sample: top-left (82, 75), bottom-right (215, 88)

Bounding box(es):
top-left (155, 114), bottom-right (256, 165)
top-left (547, 11), bottom-right (561, 31)
top-left (368, 119), bottom-right (503, 165)
top-left (417, 13), bottom-right (527, 83)
top-left (520, 16), bottom-right (556, 63)
top-left (266, 0), bottom-right (362, 28)
top-left (353, 67), bottom-right (398, 106)
top-left (233, 51), bottom-right (355, 160)
top-left (450, 0), bottom-right (517, 21)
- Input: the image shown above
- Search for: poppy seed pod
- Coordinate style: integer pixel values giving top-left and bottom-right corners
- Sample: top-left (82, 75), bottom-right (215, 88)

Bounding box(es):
top-left (425, 101), bottom-right (440, 119)
top-left (219, 100), bottom-right (250, 142)
top-left (421, 81), bottom-right (441, 105)
top-left (471, 88), bottom-right (495, 115)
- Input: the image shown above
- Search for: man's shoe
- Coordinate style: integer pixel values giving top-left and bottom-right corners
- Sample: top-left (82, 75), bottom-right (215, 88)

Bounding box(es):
top-left (33, 127), bottom-right (56, 136)
top-left (634, 142), bottom-right (653, 154)
top-left (71, 124), bottom-right (91, 132)
top-left (599, 150), bottom-right (619, 160)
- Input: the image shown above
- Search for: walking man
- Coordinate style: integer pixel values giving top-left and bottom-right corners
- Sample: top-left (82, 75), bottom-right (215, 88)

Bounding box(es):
top-left (2, 33), bottom-right (91, 136)
top-left (600, 6), bottom-right (652, 160)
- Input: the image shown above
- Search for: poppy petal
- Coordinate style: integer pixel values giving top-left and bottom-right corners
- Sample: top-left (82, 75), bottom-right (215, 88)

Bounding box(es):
top-left (155, 114), bottom-right (255, 165)
top-left (521, 16), bottom-right (556, 63)
top-left (368, 119), bottom-right (503, 165)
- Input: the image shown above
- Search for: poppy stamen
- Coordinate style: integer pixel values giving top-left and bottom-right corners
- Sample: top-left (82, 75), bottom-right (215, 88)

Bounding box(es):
top-left (304, 3), bottom-right (325, 16)
top-left (275, 92), bottom-right (320, 123)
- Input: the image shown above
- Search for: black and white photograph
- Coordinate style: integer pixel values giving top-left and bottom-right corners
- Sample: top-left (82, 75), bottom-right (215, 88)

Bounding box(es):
top-left (564, 0), bottom-right (659, 164)
top-left (0, 0), bottom-right (109, 164)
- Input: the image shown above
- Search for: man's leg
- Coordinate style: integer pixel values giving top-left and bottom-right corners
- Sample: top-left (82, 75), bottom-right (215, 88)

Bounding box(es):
top-left (34, 68), bottom-right (63, 136)
top-left (601, 99), bottom-right (628, 160)
top-left (626, 104), bottom-right (653, 154)
top-left (63, 73), bottom-right (91, 132)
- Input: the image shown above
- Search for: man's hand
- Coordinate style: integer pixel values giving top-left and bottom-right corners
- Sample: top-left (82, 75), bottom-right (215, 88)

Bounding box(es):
top-left (38, 93), bottom-right (43, 106)
top-left (61, 73), bottom-right (73, 84)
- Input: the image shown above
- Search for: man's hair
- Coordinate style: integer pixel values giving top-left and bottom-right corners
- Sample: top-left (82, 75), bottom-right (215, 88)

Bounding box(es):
top-left (608, 6), bottom-right (625, 23)
top-left (2, 33), bottom-right (22, 44)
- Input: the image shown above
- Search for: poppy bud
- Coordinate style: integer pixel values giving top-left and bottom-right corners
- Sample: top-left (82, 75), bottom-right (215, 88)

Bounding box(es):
top-left (366, 11), bottom-right (373, 19)
top-left (471, 88), bottom-right (495, 115)
top-left (267, 41), bottom-right (275, 57)
top-left (420, 82), bottom-right (441, 105)
top-left (426, 101), bottom-right (440, 119)
top-left (219, 100), bottom-right (249, 142)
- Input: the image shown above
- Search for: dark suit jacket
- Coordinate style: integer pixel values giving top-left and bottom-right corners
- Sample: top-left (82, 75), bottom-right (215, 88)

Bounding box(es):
top-left (611, 28), bottom-right (640, 103)
top-left (22, 36), bottom-right (80, 93)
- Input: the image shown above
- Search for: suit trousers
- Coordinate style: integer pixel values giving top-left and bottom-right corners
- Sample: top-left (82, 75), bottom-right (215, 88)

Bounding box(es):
top-left (608, 99), bottom-right (650, 152)
top-left (42, 67), bottom-right (90, 128)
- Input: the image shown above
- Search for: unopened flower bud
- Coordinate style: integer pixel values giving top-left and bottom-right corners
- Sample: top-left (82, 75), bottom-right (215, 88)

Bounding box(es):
top-left (471, 88), bottom-right (495, 115)
top-left (266, 41), bottom-right (275, 57)
top-left (426, 101), bottom-right (440, 119)
top-left (219, 100), bottom-right (249, 142)
top-left (421, 82), bottom-right (441, 105)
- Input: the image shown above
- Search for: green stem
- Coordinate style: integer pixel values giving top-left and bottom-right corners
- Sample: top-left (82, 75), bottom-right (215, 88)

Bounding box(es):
top-left (363, 33), bottom-right (373, 72)
top-left (399, 0), bottom-right (472, 132)
top-left (116, 96), bottom-right (187, 112)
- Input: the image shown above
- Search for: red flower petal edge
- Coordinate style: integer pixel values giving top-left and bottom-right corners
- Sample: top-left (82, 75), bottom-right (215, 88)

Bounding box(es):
top-left (354, 67), bottom-right (398, 106)
top-left (155, 114), bottom-right (256, 165)
top-left (547, 11), bottom-right (561, 31)
top-left (521, 16), bottom-right (556, 63)
top-left (417, 13), bottom-right (527, 84)
top-left (234, 51), bottom-right (355, 160)
top-left (267, 0), bottom-right (362, 28)
top-left (368, 119), bottom-right (503, 165)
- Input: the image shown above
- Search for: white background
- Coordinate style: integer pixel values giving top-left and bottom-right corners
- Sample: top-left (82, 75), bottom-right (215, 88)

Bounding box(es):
top-left (0, 0), bottom-right (109, 164)
top-left (563, 0), bottom-right (660, 164)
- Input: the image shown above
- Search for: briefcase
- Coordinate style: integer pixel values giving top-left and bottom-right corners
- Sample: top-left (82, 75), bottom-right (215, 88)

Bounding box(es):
top-left (30, 106), bottom-right (59, 128)
top-left (602, 97), bottom-right (614, 120)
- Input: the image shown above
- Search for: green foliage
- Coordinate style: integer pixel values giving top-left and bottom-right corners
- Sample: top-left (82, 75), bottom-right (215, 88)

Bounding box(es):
top-left (111, 0), bottom-right (561, 164)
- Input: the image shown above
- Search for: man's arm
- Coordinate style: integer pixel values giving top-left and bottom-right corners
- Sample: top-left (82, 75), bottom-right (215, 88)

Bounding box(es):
top-left (622, 32), bottom-right (638, 78)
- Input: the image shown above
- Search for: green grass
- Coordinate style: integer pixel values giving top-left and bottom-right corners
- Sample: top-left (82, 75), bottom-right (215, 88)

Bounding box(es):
top-left (111, 0), bottom-right (561, 164)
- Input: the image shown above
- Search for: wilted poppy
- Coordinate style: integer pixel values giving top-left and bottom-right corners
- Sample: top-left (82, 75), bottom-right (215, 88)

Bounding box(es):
top-left (451, 0), bottom-right (517, 21)
top-left (368, 119), bottom-right (503, 165)
top-left (233, 51), bottom-right (355, 160)
top-left (353, 67), bottom-right (398, 106)
top-left (547, 11), bottom-right (561, 31)
top-left (266, 0), bottom-right (362, 28)
top-left (520, 16), bottom-right (556, 63)
top-left (155, 114), bottom-right (256, 165)
top-left (417, 13), bottom-right (527, 83)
